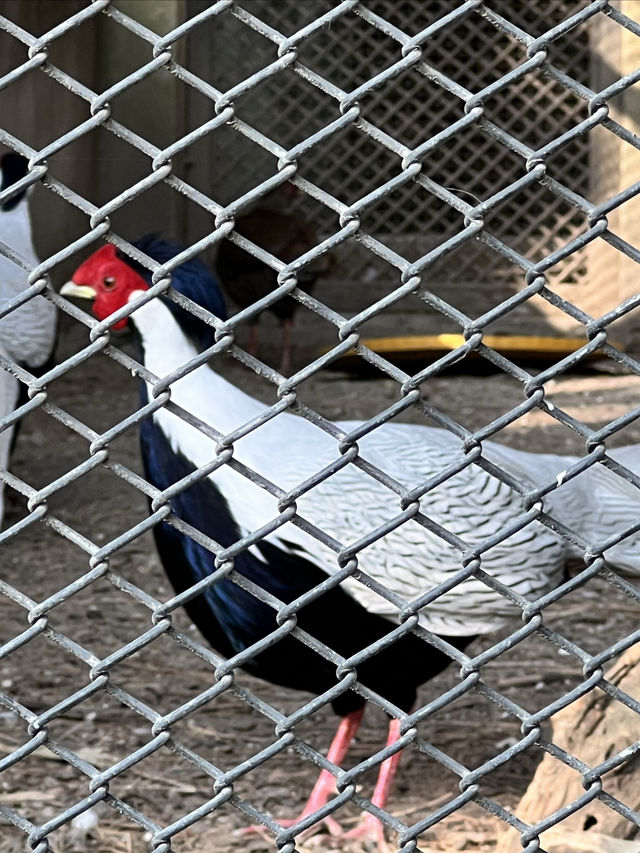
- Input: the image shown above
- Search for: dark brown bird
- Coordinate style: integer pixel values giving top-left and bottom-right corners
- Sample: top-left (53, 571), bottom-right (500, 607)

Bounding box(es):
top-left (216, 187), bottom-right (330, 374)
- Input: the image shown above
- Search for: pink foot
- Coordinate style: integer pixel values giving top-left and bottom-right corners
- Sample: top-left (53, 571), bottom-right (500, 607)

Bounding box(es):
top-left (344, 812), bottom-right (388, 844)
top-left (238, 709), bottom-right (407, 849)
top-left (237, 710), bottom-right (366, 842)
top-left (278, 813), bottom-right (344, 838)
top-left (238, 816), bottom-right (342, 840)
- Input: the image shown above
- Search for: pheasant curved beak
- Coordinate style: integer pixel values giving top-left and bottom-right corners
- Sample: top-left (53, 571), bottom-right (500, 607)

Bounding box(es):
top-left (60, 282), bottom-right (97, 300)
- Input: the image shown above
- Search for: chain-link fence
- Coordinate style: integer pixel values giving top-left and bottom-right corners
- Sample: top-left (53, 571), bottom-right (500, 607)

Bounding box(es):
top-left (1, 1), bottom-right (640, 852)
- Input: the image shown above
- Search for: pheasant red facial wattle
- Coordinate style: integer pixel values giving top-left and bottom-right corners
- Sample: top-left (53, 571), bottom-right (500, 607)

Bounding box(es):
top-left (68, 243), bottom-right (149, 329)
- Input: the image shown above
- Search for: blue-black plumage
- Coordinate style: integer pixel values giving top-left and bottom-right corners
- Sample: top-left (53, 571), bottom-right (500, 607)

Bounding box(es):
top-left (141, 410), bottom-right (468, 713)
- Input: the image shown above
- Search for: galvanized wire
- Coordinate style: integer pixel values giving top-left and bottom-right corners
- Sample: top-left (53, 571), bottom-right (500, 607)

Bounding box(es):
top-left (0, 1), bottom-right (639, 852)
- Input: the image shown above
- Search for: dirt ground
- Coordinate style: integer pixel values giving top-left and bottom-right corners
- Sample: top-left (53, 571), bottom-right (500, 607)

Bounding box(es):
top-left (2, 309), bottom-right (640, 853)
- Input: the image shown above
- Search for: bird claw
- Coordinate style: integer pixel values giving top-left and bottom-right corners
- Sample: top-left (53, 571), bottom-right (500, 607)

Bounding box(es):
top-left (340, 813), bottom-right (390, 850)
top-left (278, 813), bottom-right (345, 840)
top-left (237, 814), bottom-right (344, 843)
top-left (285, 813), bottom-right (390, 850)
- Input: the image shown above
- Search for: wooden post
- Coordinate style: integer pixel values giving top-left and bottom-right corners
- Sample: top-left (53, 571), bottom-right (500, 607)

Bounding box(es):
top-left (496, 645), bottom-right (640, 852)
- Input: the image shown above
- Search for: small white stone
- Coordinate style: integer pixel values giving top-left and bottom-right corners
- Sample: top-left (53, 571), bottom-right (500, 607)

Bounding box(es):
top-left (71, 808), bottom-right (99, 833)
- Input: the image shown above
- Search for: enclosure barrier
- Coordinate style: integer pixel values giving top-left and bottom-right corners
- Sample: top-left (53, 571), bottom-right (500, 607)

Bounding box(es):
top-left (0, 1), bottom-right (639, 852)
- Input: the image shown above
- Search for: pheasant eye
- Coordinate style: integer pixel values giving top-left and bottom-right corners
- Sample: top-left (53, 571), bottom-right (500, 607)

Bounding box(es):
top-left (103, 276), bottom-right (116, 289)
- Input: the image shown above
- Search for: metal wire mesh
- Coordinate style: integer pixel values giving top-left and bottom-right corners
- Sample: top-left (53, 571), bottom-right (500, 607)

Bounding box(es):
top-left (0, 1), bottom-right (639, 851)
top-left (218, 0), bottom-right (593, 285)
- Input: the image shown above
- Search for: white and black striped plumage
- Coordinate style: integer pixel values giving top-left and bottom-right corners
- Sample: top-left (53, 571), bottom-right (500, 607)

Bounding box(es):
top-left (123, 304), bottom-right (640, 631)
top-left (62, 236), bottom-right (640, 650)
top-left (0, 153), bottom-right (57, 526)
top-left (62, 237), bottom-right (640, 838)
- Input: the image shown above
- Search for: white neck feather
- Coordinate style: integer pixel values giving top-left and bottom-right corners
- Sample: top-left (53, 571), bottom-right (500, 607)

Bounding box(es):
top-left (130, 295), bottom-right (267, 434)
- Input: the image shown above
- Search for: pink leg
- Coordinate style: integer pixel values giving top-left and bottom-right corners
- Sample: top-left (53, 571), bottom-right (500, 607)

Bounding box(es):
top-left (241, 708), bottom-right (365, 838)
top-left (297, 707), bottom-right (365, 823)
top-left (278, 707), bottom-right (365, 837)
top-left (279, 317), bottom-right (292, 375)
top-left (345, 717), bottom-right (403, 843)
